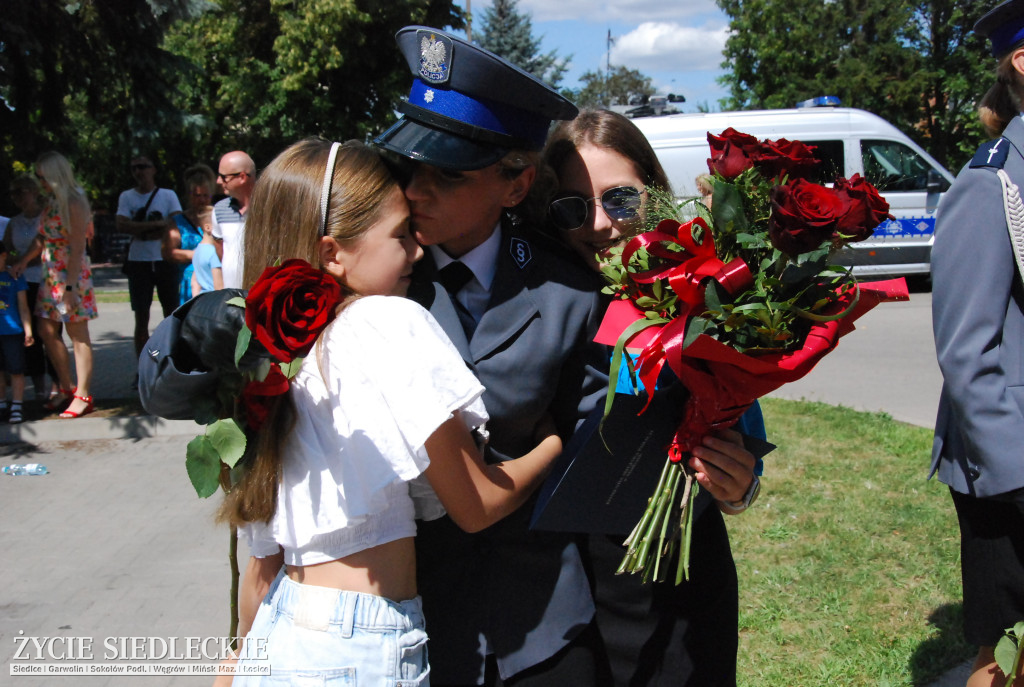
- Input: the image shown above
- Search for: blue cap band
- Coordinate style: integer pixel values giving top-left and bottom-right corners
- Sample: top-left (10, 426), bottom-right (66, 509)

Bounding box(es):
top-left (990, 22), bottom-right (1024, 57)
top-left (407, 78), bottom-right (549, 149)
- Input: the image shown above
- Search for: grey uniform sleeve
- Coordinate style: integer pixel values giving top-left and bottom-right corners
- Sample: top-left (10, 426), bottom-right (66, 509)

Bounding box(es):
top-left (931, 165), bottom-right (1024, 482)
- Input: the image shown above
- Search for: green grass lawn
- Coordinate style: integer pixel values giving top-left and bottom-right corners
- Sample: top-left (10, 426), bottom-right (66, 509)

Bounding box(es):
top-left (95, 290), bottom-right (130, 303)
top-left (730, 398), bottom-right (971, 686)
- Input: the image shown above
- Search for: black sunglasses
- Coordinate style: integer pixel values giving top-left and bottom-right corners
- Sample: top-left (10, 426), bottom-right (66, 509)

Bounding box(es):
top-left (217, 172), bottom-right (243, 182)
top-left (131, 163), bottom-right (153, 171)
top-left (548, 186), bottom-right (643, 231)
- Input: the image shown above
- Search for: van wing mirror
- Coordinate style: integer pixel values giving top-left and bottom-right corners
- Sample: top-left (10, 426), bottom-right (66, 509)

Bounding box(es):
top-left (926, 169), bottom-right (950, 194)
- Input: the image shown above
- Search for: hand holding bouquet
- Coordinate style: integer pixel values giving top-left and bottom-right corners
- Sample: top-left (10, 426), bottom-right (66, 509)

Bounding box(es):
top-left (596, 128), bottom-right (908, 584)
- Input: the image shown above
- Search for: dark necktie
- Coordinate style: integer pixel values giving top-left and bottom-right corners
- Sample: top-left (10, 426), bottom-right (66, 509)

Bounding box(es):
top-left (437, 261), bottom-right (477, 339)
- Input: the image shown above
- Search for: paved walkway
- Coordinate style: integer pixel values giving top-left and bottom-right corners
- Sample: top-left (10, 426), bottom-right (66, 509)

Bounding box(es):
top-left (0, 270), bottom-right (971, 686)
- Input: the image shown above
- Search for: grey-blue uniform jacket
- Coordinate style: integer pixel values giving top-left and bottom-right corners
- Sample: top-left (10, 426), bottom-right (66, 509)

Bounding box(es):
top-left (408, 218), bottom-right (609, 684)
top-left (930, 114), bottom-right (1024, 497)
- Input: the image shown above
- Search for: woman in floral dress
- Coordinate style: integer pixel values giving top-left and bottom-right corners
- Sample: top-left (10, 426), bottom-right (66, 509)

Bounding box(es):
top-left (32, 151), bottom-right (98, 418)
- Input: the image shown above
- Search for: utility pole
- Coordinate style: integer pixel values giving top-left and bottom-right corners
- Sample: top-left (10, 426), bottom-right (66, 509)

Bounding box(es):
top-left (466, 0), bottom-right (472, 41)
top-left (605, 29), bottom-right (615, 106)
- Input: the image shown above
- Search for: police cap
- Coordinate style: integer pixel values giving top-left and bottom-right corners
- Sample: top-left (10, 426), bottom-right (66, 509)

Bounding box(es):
top-left (374, 26), bottom-right (578, 171)
top-left (976, 0), bottom-right (1024, 57)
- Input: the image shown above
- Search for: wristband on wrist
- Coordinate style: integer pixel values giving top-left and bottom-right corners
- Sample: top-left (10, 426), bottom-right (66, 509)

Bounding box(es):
top-left (724, 474), bottom-right (761, 513)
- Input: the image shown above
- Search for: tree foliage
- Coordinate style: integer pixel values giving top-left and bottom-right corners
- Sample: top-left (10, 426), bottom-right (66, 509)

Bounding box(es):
top-left (164, 0), bottom-right (463, 172)
top-left (1, 0), bottom-right (197, 206)
top-left (574, 66), bottom-right (656, 109)
top-left (716, 0), bottom-right (992, 169)
top-left (1, 0), bottom-right (463, 217)
top-left (475, 0), bottom-right (568, 88)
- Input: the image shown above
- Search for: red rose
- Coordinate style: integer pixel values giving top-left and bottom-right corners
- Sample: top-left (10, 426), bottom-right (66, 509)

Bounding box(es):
top-left (241, 363), bottom-right (290, 430)
top-left (832, 174), bottom-right (893, 242)
top-left (768, 179), bottom-right (848, 256)
top-left (756, 138), bottom-right (819, 180)
top-left (245, 259), bottom-right (342, 363)
top-left (707, 128), bottom-right (761, 179)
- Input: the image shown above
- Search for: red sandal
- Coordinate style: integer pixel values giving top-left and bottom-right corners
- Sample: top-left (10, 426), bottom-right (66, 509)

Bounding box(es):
top-left (43, 387), bottom-right (74, 412)
top-left (60, 394), bottom-right (95, 419)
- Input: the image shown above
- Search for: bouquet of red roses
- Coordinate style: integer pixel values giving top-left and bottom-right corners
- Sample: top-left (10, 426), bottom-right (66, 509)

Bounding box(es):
top-left (596, 128), bottom-right (909, 584)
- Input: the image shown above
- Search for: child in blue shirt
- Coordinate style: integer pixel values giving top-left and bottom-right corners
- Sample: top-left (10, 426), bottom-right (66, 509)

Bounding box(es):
top-left (0, 243), bottom-right (35, 423)
top-left (190, 222), bottom-right (223, 296)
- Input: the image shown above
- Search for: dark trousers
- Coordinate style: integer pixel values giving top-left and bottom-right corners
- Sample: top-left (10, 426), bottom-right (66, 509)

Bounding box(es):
top-left (24, 281), bottom-right (56, 382)
top-left (124, 259), bottom-right (179, 317)
top-left (585, 493), bottom-right (739, 687)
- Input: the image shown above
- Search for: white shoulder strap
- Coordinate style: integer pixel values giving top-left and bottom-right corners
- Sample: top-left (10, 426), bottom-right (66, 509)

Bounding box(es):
top-left (997, 169), bottom-right (1024, 282)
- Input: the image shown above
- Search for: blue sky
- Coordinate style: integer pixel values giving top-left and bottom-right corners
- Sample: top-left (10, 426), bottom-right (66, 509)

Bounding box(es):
top-left (452, 0), bottom-right (731, 112)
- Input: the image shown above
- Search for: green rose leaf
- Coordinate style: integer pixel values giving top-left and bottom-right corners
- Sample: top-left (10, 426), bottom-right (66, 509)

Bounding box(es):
top-left (225, 296), bottom-right (247, 308)
top-left (186, 435), bottom-right (222, 498)
top-left (234, 324), bottom-right (252, 367)
top-left (280, 357), bottom-right (304, 379)
top-left (994, 634), bottom-right (1017, 678)
top-left (711, 181), bottom-right (749, 235)
top-left (207, 418), bottom-right (247, 468)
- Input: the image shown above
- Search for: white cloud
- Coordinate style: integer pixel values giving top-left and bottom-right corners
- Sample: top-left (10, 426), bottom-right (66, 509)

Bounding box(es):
top-left (475, 0), bottom-right (721, 24)
top-left (612, 22), bottom-right (728, 73)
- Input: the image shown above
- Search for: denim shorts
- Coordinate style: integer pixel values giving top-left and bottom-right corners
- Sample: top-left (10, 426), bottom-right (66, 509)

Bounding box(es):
top-left (234, 572), bottom-right (429, 686)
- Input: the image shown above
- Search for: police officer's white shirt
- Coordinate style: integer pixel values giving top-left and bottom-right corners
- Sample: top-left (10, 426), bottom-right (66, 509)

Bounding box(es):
top-left (428, 222), bottom-right (501, 321)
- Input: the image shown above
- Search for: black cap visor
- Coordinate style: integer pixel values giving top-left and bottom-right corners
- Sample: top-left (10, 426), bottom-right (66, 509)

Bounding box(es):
top-left (374, 117), bottom-right (508, 171)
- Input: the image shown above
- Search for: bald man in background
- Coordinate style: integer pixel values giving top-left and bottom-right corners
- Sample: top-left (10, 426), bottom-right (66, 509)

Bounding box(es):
top-left (210, 150), bottom-right (255, 288)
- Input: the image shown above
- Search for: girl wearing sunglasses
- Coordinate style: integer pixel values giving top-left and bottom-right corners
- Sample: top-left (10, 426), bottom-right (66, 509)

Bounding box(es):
top-left (538, 109), bottom-right (765, 687)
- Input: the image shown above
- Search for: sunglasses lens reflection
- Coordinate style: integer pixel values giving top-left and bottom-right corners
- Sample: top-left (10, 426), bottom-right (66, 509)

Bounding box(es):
top-left (602, 186), bottom-right (642, 220)
top-left (549, 197), bottom-right (589, 231)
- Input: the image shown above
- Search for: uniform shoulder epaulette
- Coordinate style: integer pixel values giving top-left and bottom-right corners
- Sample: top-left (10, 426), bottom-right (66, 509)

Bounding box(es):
top-left (970, 138), bottom-right (1011, 169)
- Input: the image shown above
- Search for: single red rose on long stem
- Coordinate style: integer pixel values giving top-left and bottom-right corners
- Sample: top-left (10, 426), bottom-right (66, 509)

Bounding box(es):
top-left (245, 259), bottom-right (342, 363)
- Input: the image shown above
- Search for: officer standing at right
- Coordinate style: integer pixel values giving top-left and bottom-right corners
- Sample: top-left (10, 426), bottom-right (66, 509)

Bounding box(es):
top-left (930, 2), bottom-right (1024, 685)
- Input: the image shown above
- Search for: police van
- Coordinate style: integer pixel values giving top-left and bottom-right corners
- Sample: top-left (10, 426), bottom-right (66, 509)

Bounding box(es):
top-left (630, 99), bottom-right (956, 277)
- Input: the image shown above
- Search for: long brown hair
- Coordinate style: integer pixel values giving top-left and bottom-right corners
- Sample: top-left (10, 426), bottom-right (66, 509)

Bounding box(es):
top-left (979, 52), bottom-right (1024, 138)
top-left (221, 138), bottom-right (403, 526)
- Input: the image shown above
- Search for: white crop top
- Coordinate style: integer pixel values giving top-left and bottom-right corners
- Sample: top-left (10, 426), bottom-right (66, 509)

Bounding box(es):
top-left (244, 296), bottom-right (487, 566)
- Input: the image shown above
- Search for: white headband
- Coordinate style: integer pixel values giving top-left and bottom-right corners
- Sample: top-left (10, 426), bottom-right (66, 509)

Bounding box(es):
top-left (319, 141), bottom-right (341, 237)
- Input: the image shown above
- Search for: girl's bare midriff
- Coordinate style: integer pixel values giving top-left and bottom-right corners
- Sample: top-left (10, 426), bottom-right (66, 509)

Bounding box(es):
top-left (285, 537), bottom-right (418, 602)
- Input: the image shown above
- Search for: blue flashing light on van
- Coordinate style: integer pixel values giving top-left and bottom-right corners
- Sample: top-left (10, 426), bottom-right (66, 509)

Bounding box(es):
top-left (795, 95), bottom-right (843, 108)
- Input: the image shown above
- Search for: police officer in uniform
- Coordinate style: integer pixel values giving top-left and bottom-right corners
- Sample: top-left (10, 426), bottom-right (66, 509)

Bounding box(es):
top-left (375, 27), bottom-right (609, 687)
top-left (930, 2), bottom-right (1024, 684)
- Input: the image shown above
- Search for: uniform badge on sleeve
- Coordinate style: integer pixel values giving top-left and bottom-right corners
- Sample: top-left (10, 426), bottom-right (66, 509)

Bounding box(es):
top-left (418, 31), bottom-right (452, 85)
top-left (509, 237), bottom-right (532, 269)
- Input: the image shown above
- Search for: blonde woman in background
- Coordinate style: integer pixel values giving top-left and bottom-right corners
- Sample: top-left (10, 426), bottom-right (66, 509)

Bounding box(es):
top-left (31, 152), bottom-right (98, 418)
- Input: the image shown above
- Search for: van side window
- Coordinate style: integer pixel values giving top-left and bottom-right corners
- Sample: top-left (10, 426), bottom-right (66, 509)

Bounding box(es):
top-left (802, 140), bottom-right (845, 184)
top-left (861, 139), bottom-right (933, 192)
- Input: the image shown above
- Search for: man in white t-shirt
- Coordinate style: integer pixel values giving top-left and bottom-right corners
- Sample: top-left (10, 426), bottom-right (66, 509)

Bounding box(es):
top-left (210, 151), bottom-right (255, 288)
top-left (115, 156), bottom-right (182, 360)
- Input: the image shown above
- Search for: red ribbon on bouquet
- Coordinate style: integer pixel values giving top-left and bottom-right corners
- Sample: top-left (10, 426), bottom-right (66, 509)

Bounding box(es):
top-left (595, 278), bottom-right (909, 461)
top-left (603, 218), bottom-right (754, 420)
